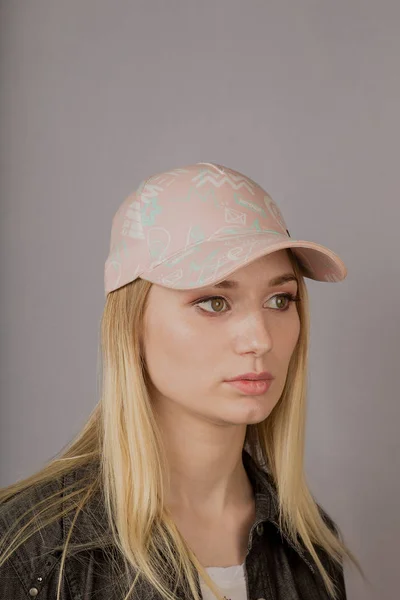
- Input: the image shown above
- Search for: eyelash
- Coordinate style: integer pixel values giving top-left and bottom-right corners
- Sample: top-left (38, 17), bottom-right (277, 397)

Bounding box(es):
top-left (194, 293), bottom-right (300, 316)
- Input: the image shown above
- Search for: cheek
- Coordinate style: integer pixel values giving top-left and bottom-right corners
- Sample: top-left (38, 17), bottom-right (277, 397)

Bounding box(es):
top-left (271, 312), bottom-right (300, 363)
top-left (142, 314), bottom-right (214, 394)
top-left (289, 315), bottom-right (301, 353)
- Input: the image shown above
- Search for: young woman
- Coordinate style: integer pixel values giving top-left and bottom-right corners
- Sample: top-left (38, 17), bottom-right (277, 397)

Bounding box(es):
top-left (0, 162), bottom-right (365, 600)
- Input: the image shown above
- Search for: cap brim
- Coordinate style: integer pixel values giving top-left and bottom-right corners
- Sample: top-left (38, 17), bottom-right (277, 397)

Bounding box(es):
top-left (138, 233), bottom-right (347, 290)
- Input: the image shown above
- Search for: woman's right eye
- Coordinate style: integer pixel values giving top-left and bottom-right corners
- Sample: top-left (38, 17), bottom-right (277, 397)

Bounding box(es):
top-left (195, 296), bottom-right (229, 314)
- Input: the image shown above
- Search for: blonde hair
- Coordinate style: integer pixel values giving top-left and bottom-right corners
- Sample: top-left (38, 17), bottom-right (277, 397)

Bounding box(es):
top-left (0, 250), bottom-right (365, 600)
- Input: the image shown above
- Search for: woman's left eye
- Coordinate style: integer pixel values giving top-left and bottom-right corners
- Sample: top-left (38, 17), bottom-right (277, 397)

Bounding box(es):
top-left (194, 293), bottom-right (299, 315)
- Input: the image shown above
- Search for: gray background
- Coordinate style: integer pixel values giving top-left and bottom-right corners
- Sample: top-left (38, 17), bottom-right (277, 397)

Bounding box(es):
top-left (1, 1), bottom-right (399, 598)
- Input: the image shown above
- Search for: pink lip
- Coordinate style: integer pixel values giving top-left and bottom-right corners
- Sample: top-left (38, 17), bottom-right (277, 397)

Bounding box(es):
top-left (226, 379), bottom-right (273, 395)
top-left (225, 371), bottom-right (274, 382)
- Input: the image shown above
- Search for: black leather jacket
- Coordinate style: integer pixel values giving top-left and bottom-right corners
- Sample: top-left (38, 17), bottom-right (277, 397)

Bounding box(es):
top-left (0, 450), bottom-right (346, 599)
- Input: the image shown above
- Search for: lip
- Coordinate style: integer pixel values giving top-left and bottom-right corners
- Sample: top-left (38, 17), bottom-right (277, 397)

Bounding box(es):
top-left (225, 371), bottom-right (274, 382)
top-left (226, 379), bottom-right (273, 395)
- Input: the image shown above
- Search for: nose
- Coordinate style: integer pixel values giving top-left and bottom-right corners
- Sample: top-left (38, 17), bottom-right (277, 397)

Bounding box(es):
top-left (233, 313), bottom-right (273, 356)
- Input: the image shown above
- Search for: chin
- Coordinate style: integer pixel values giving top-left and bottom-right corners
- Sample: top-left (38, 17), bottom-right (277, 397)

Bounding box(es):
top-left (224, 399), bottom-right (275, 425)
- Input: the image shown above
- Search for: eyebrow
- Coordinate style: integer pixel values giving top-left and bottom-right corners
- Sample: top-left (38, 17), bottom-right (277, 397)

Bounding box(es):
top-left (211, 273), bottom-right (299, 289)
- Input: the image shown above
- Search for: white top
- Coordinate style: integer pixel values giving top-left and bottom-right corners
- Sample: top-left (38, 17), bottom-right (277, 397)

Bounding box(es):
top-left (199, 562), bottom-right (247, 600)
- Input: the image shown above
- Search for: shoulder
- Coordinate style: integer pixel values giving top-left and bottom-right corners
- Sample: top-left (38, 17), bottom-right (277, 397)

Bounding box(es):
top-left (314, 504), bottom-right (347, 594)
top-left (0, 475), bottom-right (65, 598)
top-left (316, 502), bottom-right (342, 539)
top-left (0, 461), bottom-right (106, 599)
top-left (0, 461), bottom-right (98, 539)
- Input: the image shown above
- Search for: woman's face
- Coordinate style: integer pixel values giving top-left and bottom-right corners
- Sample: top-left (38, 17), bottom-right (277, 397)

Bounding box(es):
top-left (142, 250), bottom-right (301, 428)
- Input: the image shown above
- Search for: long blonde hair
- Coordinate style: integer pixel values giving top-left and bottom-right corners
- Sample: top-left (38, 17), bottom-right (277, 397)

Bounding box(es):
top-left (0, 250), bottom-right (365, 600)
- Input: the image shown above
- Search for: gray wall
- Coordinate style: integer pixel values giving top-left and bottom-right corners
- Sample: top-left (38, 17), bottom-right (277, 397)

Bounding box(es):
top-left (1, 2), bottom-right (399, 598)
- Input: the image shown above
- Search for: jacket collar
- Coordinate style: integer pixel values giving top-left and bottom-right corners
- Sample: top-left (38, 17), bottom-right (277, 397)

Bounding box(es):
top-left (242, 448), bottom-right (316, 573)
top-left (242, 447), bottom-right (280, 522)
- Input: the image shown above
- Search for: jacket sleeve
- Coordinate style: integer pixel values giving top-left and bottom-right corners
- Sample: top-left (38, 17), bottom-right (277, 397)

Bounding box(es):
top-left (0, 545), bottom-right (66, 600)
top-left (0, 503), bottom-right (66, 600)
top-left (0, 554), bottom-right (28, 600)
top-left (0, 511), bottom-right (27, 600)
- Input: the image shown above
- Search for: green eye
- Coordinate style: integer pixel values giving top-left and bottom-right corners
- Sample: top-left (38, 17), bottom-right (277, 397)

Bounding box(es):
top-left (195, 293), bottom-right (299, 315)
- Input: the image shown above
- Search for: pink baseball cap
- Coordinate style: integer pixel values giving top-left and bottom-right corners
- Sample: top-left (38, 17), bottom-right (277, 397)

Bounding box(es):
top-left (104, 162), bottom-right (347, 296)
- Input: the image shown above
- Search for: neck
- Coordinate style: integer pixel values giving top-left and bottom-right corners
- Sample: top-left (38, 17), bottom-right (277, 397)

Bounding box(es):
top-left (155, 402), bottom-right (254, 518)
